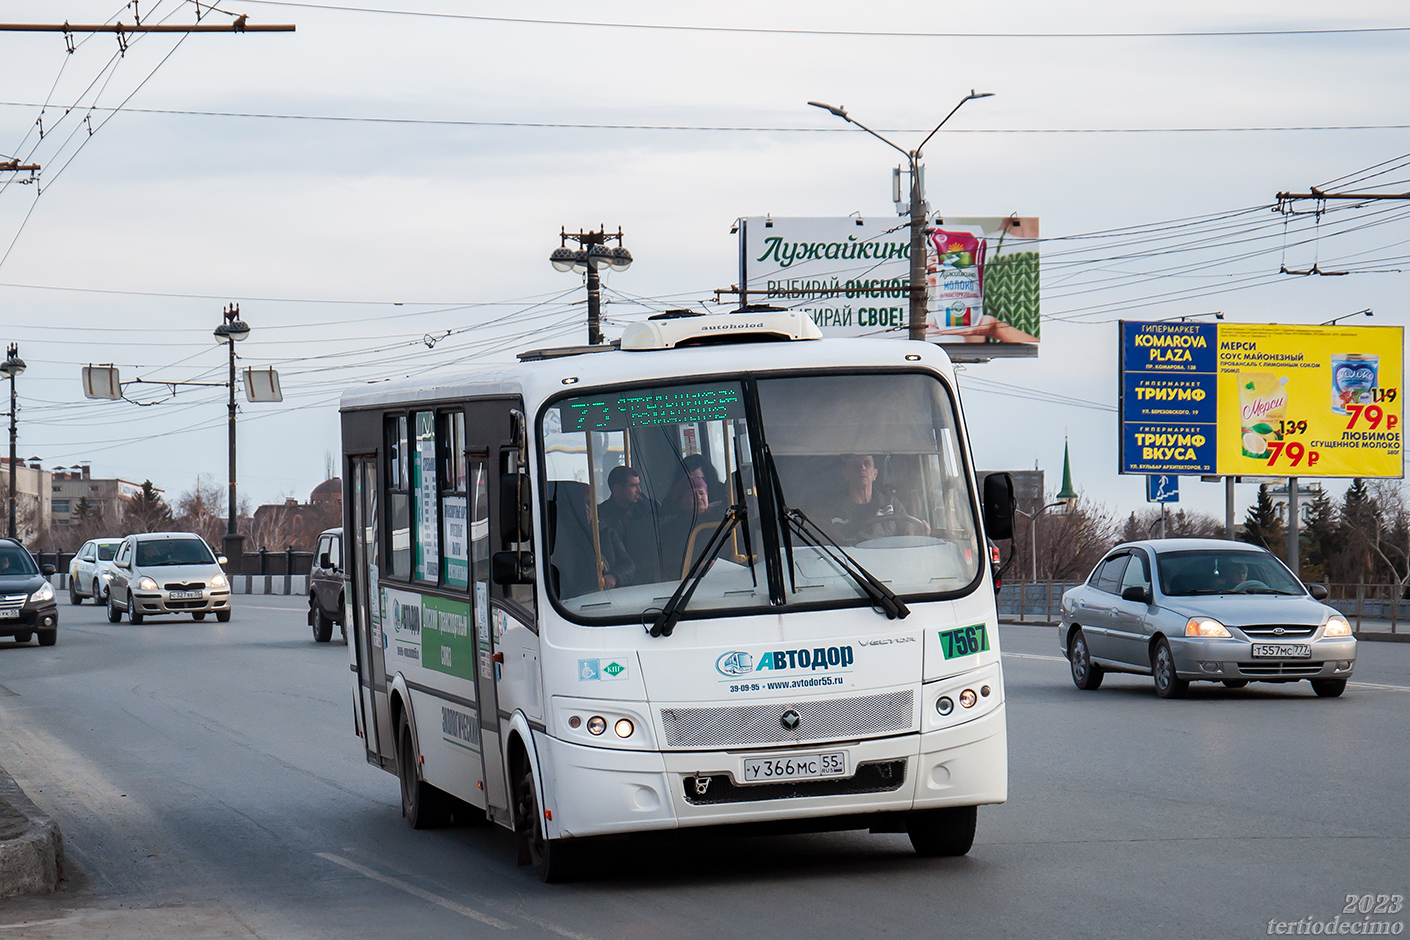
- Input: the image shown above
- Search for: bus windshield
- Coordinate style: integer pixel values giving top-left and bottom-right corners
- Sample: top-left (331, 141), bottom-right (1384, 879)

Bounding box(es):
top-left (541, 372), bottom-right (980, 624)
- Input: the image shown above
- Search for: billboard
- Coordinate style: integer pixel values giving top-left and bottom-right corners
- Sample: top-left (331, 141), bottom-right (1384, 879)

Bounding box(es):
top-left (1119, 321), bottom-right (1403, 478)
top-left (738, 216), bottom-right (1039, 352)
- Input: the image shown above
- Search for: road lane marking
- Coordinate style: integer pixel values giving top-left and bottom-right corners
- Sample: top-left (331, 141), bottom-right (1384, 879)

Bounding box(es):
top-left (1000, 653), bottom-right (1410, 692)
top-left (316, 852), bottom-right (513, 929)
top-left (1003, 651), bottom-right (1066, 663)
top-left (1349, 681), bottom-right (1410, 693)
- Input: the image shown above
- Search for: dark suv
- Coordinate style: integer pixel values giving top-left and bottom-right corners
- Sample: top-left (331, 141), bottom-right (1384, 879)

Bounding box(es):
top-left (308, 527), bottom-right (344, 643)
top-left (0, 538), bottom-right (58, 646)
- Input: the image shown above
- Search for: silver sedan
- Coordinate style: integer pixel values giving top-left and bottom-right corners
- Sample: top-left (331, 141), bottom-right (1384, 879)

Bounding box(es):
top-left (1058, 538), bottom-right (1356, 698)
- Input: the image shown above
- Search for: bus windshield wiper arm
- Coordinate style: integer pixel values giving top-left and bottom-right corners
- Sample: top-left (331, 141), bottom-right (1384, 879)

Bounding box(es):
top-left (761, 446), bottom-right (907, 620)
top-left (647, 505), bottom-right (747, 638)
top-left (782, 506), bottom-right (910, 620)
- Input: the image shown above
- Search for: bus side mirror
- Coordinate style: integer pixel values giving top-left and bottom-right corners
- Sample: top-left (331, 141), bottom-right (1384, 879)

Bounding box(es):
top-left (1306, 582), bottom-right (1329, 601)
top-left (500, 473), bottom-right (532, 543)
top-left (982, 472), bottom-right (1015, 541)
top-left (492, 551), bottom-right (535, 585)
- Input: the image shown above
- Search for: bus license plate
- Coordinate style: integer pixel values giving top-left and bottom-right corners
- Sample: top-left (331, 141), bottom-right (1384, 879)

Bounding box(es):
top-left (742, 751), bottom-right (846, 784)
top-left (169, 590), bottom-right (202, 600)
top-left (1252, 643), bottom-right (1311, 659)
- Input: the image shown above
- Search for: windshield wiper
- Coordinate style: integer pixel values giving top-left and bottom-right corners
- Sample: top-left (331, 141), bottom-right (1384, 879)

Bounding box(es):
top-left (647, 436), bottom-right (759, 639)
top-left (647, 505), bottom-right (747, 638)
top-left (763, 446), bottom-right (909, 620)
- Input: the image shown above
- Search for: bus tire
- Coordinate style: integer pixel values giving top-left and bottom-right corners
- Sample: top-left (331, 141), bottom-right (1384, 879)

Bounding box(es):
top-left (398, 722), bottom-right (448, 829)
top-left (514, 758), bottom-right (578, 882)
top-left (907, 805), bottom-right (977, 857)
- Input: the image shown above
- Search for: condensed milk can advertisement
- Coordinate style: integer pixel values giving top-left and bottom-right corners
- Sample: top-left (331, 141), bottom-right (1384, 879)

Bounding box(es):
top-left (737, 216), bottom-right (1039, 349)
top-left (1119, 321), bottom-right (1403, 478)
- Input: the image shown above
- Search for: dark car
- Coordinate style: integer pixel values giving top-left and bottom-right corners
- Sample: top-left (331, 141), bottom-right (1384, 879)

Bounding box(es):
top-left (308, 527), bottom-right (345, 643)
top-left (0, 538), bottom-right (59, 646)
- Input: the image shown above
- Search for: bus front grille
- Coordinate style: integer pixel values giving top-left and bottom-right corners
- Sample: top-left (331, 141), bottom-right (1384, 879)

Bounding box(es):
top-left (660, 690), bottom-right (914, 749)
top-left (683, 759), bottom-right (908, 804)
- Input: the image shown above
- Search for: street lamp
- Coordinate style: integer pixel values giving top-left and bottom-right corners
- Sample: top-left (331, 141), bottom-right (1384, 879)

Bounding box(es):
top-left (213, 304), bottom-right (249, 561)
top-left (550, 228), bottom-right (632, 346)
top-left (808, 90), bottom-right (994, 342)
top-left (1014, 500), bottom-right (1073, 584)
top-left (0, 344), bottom-right (25, 540)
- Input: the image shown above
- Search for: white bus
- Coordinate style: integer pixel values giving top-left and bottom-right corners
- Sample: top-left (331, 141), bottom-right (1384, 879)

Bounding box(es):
top-left (340, 310), bottom-right (1015, 881)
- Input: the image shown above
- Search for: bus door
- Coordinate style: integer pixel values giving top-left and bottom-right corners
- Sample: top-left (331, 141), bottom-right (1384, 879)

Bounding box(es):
top-left (468, 450), bottom-right (512, 824)
top-left (350, 454), bottom-right (392, 764)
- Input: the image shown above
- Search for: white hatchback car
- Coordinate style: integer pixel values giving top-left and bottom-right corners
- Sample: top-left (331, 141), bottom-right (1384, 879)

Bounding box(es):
top-left (68, 538), bottom-right (124, 606)
top-left (106, 532), bottom-right (232, 623)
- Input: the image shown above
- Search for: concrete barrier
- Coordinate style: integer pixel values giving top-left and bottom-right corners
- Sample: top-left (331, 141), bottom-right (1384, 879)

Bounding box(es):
top-left (0, 764), bottom-right (63, 898)
top-left (49, 574), bottom-right (309, 597)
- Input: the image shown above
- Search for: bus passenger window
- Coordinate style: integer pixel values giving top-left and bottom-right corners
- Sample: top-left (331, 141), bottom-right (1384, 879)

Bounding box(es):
top-left (440, 411), bottom-right (469, 589)
top-left (386, 414), bottom-right (411, 579)
top-left (412, 411), bottom-right (440, 583)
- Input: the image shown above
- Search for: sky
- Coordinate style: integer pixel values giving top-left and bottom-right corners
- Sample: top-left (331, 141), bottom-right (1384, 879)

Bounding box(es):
top-left (1, 0), bottom-right (1407, 525)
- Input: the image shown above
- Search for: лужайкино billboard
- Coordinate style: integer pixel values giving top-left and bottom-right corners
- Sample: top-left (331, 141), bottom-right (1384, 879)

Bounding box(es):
top-left (1120, 321), bottom-right (1403, 478)
top-left (738, 216), bottom-right (1039, 350)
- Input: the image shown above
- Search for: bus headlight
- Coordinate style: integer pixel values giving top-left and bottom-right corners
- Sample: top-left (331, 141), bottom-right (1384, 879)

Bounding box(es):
top-left (935, 696), bottom-right (954, 716)
top-left (586, 716), bottom-right (606, 736)
top-left (614, 718), bottom-right (634, 738)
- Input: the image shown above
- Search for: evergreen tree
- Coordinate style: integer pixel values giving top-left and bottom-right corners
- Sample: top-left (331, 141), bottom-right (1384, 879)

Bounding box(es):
top-left (1300, 488), bottom-right (1339, 583)
top-left (1340, 478), bottom-right (1379, 582)
top-left (123, 480), bottom-right (172, 533)
top-left (1240, 484), bottom-right (1285, 558)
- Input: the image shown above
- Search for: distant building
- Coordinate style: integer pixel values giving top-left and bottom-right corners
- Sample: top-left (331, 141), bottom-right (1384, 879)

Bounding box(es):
top-left (250, 479), bottom-right (342, 552)
top-left (49, 464), bottom-right (157, 532)
top-left (0, 457), bottom-right (53, 543)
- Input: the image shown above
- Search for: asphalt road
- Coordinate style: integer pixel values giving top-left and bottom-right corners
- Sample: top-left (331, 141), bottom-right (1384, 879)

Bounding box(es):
top-left (0, 598), bottom-right (1406, 939)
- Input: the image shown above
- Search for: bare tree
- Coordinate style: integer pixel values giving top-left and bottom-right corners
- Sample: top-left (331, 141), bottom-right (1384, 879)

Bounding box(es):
top-left (1010, 495), bottom-right (1118, 582)
top-left (174, 474), bottom-right (226, 546)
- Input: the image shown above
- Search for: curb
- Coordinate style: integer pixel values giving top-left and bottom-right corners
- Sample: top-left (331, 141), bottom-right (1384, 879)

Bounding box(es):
top-left (1354, 631), bottom-right (1410, 644)
top-left (0, 764), bottom-right (63, 899)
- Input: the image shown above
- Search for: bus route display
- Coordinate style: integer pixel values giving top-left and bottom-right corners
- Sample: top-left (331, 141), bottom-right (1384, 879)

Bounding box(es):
top-left (558, 382), bottom-right (745, 432)
top-left (1120, 321), bottom-right (1403, 478)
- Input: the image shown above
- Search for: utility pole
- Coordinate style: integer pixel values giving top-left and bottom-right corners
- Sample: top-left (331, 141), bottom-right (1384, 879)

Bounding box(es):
top-left (809, 91), bottom-right (993, 341)
top-left (549, 228), bottom-right (632, 346)
top-left (1, 345), bottom-right (26, 541)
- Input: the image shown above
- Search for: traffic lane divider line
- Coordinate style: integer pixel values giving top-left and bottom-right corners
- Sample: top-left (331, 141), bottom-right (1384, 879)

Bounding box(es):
top-left (1002, 651), bottom-right (1067, 663)
top-left (1000, 652), bottom-right (1410, 692)
top-left (315, 852), bottom-right (513, 930)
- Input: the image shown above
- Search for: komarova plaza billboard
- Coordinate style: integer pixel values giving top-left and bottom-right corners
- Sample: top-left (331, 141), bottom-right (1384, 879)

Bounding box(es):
top-left (1120, 321), bottom-right (1404, 478)
top-left (737, 216), bottom-right (1040, 350)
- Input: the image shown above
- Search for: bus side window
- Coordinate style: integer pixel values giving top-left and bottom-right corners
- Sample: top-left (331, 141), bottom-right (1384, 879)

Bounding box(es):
top-left (385, 414), bottom-right (411, 579)
top-left (439, 411), bottom-right (469, 589)
top-left (499, 448), bottom-right (537, 615)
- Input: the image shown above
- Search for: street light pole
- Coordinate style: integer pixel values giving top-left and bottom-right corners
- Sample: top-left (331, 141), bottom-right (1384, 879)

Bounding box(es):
top-left (213, 305), bottom-right (250, 561)
top-left (1, 344), bottom-right (25, 540)
top-left (1014, 500), bottom-right (1073, 584)
top-left (551, 228), bottom-right (632, 345)
top-left (809, 91), bottom-right (993, 341)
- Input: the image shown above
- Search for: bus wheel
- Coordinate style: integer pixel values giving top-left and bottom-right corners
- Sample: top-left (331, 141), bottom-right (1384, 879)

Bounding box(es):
top-left (907, 805), bottom-right (977, 857)
top-left (398, 722), bottom-right (447, 829)
top-left (515, 760), bottom-right (577, 882)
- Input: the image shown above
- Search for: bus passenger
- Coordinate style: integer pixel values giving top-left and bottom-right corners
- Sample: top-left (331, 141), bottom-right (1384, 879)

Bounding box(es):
top-left (660, 468), bottom-right (717, 580)
top-left (597, 465), bottom-right (662, 587)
